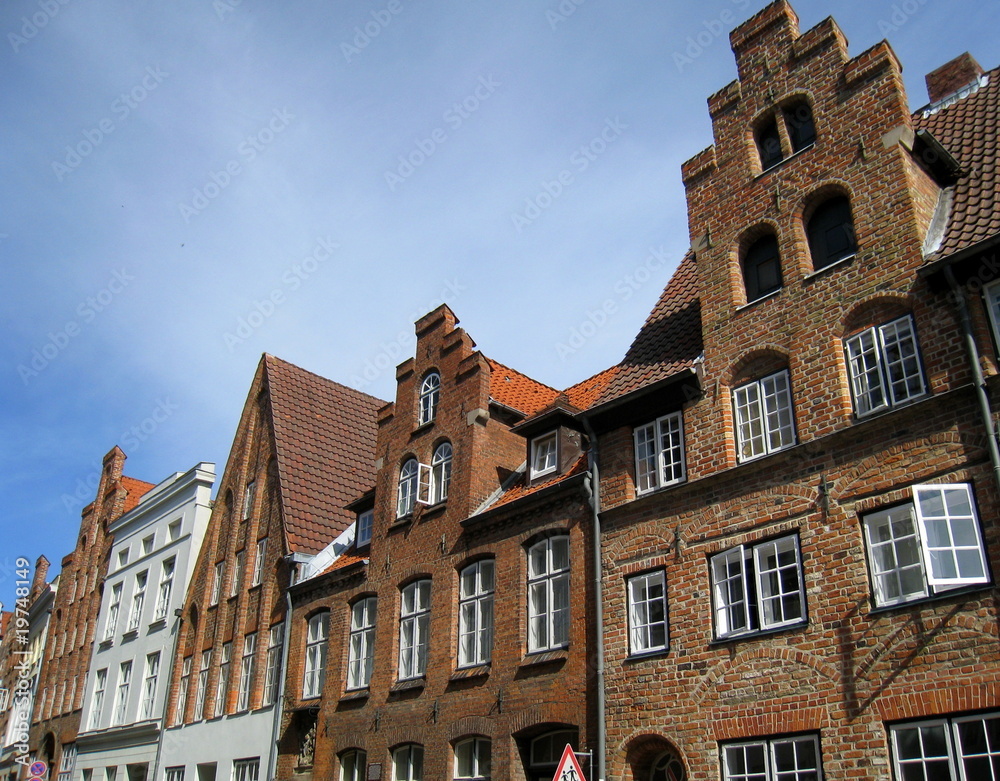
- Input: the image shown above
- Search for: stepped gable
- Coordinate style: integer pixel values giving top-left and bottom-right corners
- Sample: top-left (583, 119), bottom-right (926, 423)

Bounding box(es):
top-left (486, 357), bottom-right (561, 416)
top-left (916, 65), bottom-right (1000, 259)
top-left (595, 251), bottom-right (702, 405)
top-left (264, 355), bottom-right (384, 554)
top-left (121, 475), bottom-right (156, 513)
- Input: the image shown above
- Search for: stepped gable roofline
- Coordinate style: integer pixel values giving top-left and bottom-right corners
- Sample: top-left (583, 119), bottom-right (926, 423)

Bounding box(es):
top-left (262, 354), bottom-right (386, 555)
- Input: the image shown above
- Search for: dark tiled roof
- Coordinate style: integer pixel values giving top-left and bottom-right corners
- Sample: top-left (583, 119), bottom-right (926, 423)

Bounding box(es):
top-left (487, 453), bottom-right (588, 511)
top-left (486, 358), bottom-right (561, 416)
top-left (916, 67), bottom-right (1000, 258)
top-left (121, 476), bottom-right (155, 513)
top-left (264, 355), bottom-right (384, 555)
top-left (594, 252), bottom-right (702, 404)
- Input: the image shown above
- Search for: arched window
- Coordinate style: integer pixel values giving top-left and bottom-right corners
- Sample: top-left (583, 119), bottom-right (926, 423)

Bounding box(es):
top-left (418, 373), bottom-right (440, 425)
top-left (454, 737), bottom-right (491, 781)
top-left (393, 744), bottom-right (424, 781)
top-left (755, 116), bottom-right (783, 171)
top-left (808, 195), bottom-right (856, 270)
top-left (651, 752), bottom-right (685, 781)
top-left (397, 459), bottom-right (418, 517)
top-left (431, 442), bottom-right (452, 504)
top-left (742, 234), bottom-right (782, 302)
top-left (341, 749), bottom-right (368, 781)
top-left (783, 100), bottom-right (816, 153)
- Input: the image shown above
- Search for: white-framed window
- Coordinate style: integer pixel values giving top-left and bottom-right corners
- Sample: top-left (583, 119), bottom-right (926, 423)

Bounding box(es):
top-left (634, 411), bottom-right (685, 494)
top-left (243, 481), bottom-right (257, 520)
top-left (57, 743), bottom-right (76, 781)
top-left (215, 642), bottom-right (232, 717)
top-left (863, 482), bottom-right (990, 608)
top-left (232, 758), bottom-right (260, 781)
top-left (527, 535), bottom-right (570, 652)
top-left (722, 735), bottom-right (821, 781)
top-left (140, 652), bottom-right (160, 719)
top-left (356, 509), bottom-right (374, 547)
top-left (231, 550), bottom-right (245, 597)
top-left (431, 442), bottom-right (452, 504)
top-left (347, 598), bottom-right (376, 690)
top-left (175, 657), bottom-right (191, 726)
top-left (418, 372), bottom-right (440, 425)
top-left (399, 580), bottom-right (430, 680)
top-left (237, 633), bottom-right (256, 711)
top-left (340, 750), bottom-right (367, 781)
top-left (165, 768), bottom-right (185, 781)
top-left (252, 538), bottom-right (267, 587)
top-left (117, 549), bottom-right (129, 570)
top-left (530, 432), bottom-right (558, 479)
top-left (711, 534), bottom-right (806, 639)
top-left (627, 570), bottom-right (668, 655)
top-left (211, 562), bottom-right (224, 606)
top-left (142, 535), bottom-right (154, 555)
top-left (393, 744), bottom-right (424, 781)
top-left (104, 583), bottom-right (123, 641)
top-left (0, 687), bottom-right (7, 713)
top-left (155, 559), bottom-right (175, 621)
top-left (845, 315), bottom-right (926, 416)
top-left (127, 572), bottom-right (147, 632)
top-left (263, 623), bottom-right (283, 706)
top-left (732, 370), bottom-right (796, 462)
top-left (303, 613), bottom-right (329, 698)
top-left (167, 519), bottom-right (181, 541)
top-left (397, 459), bottom-right (419, 518)
top-left (113, 660), bottom-right (132, 725)
top-left (194, 650), bottom-right (210, 720)
top-left (88, 669), bottom-right (107, 730)
top-left (458, 560), bottom-right (494, 668)
top-left (454, 737), bottom-right (491, 781)
top-left (890, 711), bottom-right (1000, 781)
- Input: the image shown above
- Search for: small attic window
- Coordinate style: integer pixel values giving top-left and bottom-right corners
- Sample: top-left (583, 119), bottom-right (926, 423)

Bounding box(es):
top-left (756, 117), bottom-right (783, 171)
top-left (356, 509), bottom-right (373, 547)
top-left (784, 100), bottom-right (816, 153)
top-left (418, 372), bottom-right (440, 426)
top-left (530, 433), bottom-right (558, 479)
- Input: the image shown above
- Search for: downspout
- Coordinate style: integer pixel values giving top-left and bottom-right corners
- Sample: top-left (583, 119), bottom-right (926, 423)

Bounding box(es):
top-left (150, 611), bottom-right (185, 781)
top-left (581, 418), bottom-right (606, 781)
top-left (944, 265), bottom-right (1000, 496)
top-left (266, 578), bottom-right (294, 781)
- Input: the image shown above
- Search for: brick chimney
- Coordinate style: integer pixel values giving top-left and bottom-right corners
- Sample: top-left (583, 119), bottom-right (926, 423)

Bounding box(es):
top-left (31, 555), bottom-right (50, 600)
top-left (926, 52), bottom-right (984, 104)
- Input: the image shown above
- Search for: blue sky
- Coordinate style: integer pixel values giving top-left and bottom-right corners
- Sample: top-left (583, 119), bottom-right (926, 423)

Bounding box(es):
top-left (2, 0), bottom-right (998, 609)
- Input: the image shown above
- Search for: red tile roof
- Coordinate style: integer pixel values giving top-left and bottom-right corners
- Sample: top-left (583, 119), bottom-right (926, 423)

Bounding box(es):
top-left (318, 552), bottom-right (367, 578)
top-left (264, 355), bottom-right (384, 554)
top-left (916, 66), bottom-right (1000, 258)
top-left (486, 453), bottom-right (588, 511)
top-left (563, 366), bottom-right (619, 410)
top-left (486, 358), bottom-right (561, 416)
top-left (121, 476), bottom-right (156, 513)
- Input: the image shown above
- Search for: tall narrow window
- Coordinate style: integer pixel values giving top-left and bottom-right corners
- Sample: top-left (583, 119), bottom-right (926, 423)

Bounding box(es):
top-left (527, 536), bottom-right (570, 652)
top-left (431, 443), bottom-right (452, 504)
top-left (732, 370), bottom-right (796, 462)
top-left (393, 744), bottom-right (423, 781)
top-left (104, 583), bottom-right (122, 641)
top-left (231, 550), bottom-right (245, 597)
top-left (215, 642), bottom-right (231, 717)
top-left (341, 750), bottom-right (367, 781)
top-left (356, 509), bottom-right (374, 547)
top-left (399, 580), bottom-right (430, 680)
top-left (252, 538), bottom-right (267, 587)
top-left (303, 613), bottom-right (329, 698)
top-left (454, 737), bottom-right (491, 781)
top-left (128, 572), bottom-right (147, 632)
top-left (627, 571), bottom-right (668, 655)
top-left (783, 100), bottom-right (816, 152)
top-left (347, 598), bottom-right (376, 690)
top-left (155, 559), bottom-right (175, 621)
top-left (175, 657), bottom-right (191, 726)
top-left (263, 623), bottom-right (284, 706)
top-left (634, 411), bottom-right (685, 494)
top-left (210, 562), bottom-right (224, 606)
top-left (845, 315), bottom-right (925, 416)
top-left (165, 769), bottom-right (185, 781)
top-left (238, 633), bottom-right (256, 711)
top-left (89, 669), bottom-right (107, 730)
top-left (113, 661), bottom-right (132, 725)
top-left (807, 195), bottom-right (856, 270)
top-left (755, 116), bottom-right (783, 171)
top-left (418, 373), bottom-right (440, 425)
top-left (397, 459), bottom-right (419, 518)
top-left (141, 652), bottom-right (160, 719)
top-left (243, 480), bottom-right (257, 520)
top-left (742, 234), bottom-right (782, 302)
top-left (194, 650), bottom-right (210, 720)
top-left (458, 560), bottom-right (494, 667)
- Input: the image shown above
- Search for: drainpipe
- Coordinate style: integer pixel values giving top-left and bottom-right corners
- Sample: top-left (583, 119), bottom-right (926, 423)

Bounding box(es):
top-left (150, 610), bottom-right (185, 781)
top-left (580, 418), bottom-right (606, 781)
top-left (266, 581), bottom-right (294, 781)
top-left (944, 266), bottom-right (1000, 497)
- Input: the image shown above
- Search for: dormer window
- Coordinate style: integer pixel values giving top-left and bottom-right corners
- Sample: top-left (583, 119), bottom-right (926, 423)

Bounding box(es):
top-left (807, 195), bottom-right (856, 271)
top-left (356, 509), bottom-right (373, 547)
top-left (418, 372), bottom-right (440, 426)
top-left (742, 233), bottom-right (782, 302)
top-left (530, 433), bottom-right (558, 479)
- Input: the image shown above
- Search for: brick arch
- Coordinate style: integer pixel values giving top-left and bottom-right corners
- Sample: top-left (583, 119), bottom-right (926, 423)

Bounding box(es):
top-left (507, 702), bottom-right (581, 736)
top-left (840, 291), bottom-right (915, 339)
top-left (616, 732), bottom-right (689, 781)
top-left (692, 646), bottom-right (837, 705)
top-left (604, 532), bottom-right (674, 575)
top-left (685, 482), bottom-right (816, 541)
top-left (446, 715), bottom-right (494, 741)
top-left (328, 729), bottom-right (368, 753)
top-left (383, 726), bottom-right (428, 750)
top-left (727, 345), bottom-right (791, 388)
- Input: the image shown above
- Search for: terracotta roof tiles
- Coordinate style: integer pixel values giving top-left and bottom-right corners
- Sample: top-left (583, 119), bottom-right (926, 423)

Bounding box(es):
top-left (486, 358), bottom-right (561, 416)
top-left (121, 476), bottom-right (156, 513)
top-left (486, 453), bottom-right (588, 511)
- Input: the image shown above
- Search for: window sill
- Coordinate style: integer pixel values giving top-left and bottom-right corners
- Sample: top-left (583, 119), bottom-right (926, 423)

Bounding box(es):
top-left (754, 143), bottom-right (814, 179)
top-left (389, 515), bottom-right (412, 530)
top-left (520, 648), bottom-right (568, 667)
top-left (851, 392), bottom-right (929, 423)
top-left (736, 288), bottom-right (781, 312)
top-left (412, 420), bottom-right (435, 435)
top-left (451, 664), bottom-right (490, 681)
top-left (98, 638), bottom-right (114, 648)
top-left (340, 688), bottom-right (369, 702)
top-left (736, 442), bottom-right (796, 465)
top-left (625, 648), bottom-right (669, 663)
top-left (710, 620), bottom-right (806, 646)
top-left (866, 582), bottom-right (993, 616)
top-left (390, 677), bottom-right (425, 693)
top-left (122, 629), bottom-right (138, 641)
top-left (634, 478), bottom-right (687, 499)
top-left (802, 253), bottom-right (856, 281)
top-left (148, 618), bottom-right (167, 630)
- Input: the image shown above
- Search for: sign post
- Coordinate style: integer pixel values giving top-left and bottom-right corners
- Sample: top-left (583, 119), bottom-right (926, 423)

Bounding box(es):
top-left (551, 744), bottom-right (587, 781)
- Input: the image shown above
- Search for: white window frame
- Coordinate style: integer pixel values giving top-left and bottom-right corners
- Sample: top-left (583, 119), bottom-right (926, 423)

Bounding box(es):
top-left (527, 535), bottom-right (570, 653)
top-left (356, 509), bottom-right (374, 547)
top-left (398, 580), bottom-right (430, 680)
top-left (252, 538), bottom-right (267, 587)
top-left (891, 711), bottom-right (1000, 781)
top-left (243, 481), bottom-right (257, 520)
top-left (89, 669), bottom-right (107, 730)
top-left (722, 735), bottom-right (821, 781)
top-left (231, 550), bottom-right (245, 597)
top-left (194, 650), bottom-right (210, 720)
top-left (732, 370), bottom-right (796, 462)
top-left (215, 642), bottom-right (232, 717)
top-left (710, 534), bottom-right (806, 639)
top-left (237, 633), bottom-right (256, 711)
top-left (863, 482), bottom-right (990, 607)
top-left (633, 411), bottom-right (685, 494)
top-left (167, 520), bottom-right (181, 541)
top-left (347, 598), bottom-right (376, 690)
top-left (117, 549), bottom-right (129, 570)
top-left (142, 535), bottom-right (154, 555)
top-left (263, 623), bottom-right (283, 706)
top-left (530, 432), bottom-right (558, 479)
top-left (113, 660), bottom-right (132, 726)
top-left (104, 583), bottom-right (122, 641)
top-left (418, 372), bottom-right (440, 426)
top-left (302, 614), bottom-right (329, 698)
top-left (340, 750), bottom-right (367, 781)
top-left (211, 562), bottom-right (224, 606)
top-left (165, 769), bottom-right (185, 781)
top-left (393, 744), bottom-right (423, 781)
top-left (155, 559), bottom-right (175, 621)
top-left (844, 315), bottom-right (926, 417)
top-left (232, 758), bottom-right (260, 781)
top-left (627, 570), bottom-right (668, 655)
top-left (175, 657), bottom-right (191, 726)
top-left (431, 442), bottom-right (452, 504)
top-left (458, 560), bottom-right (494, 668)
top-left (397, 459), bottom-right (419, 517)
top-left (454, 737), bottom-right (491, 781)
top-left (127, 572), bottom-right (147, 632)
top-left (140, 652), bottom-right (159, 720)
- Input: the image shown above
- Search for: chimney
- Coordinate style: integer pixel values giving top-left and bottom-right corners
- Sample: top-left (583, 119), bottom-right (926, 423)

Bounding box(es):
top-left (31, 555), bottom-right (51, 600)
top-left (926, 52), bottom-right (984, 104)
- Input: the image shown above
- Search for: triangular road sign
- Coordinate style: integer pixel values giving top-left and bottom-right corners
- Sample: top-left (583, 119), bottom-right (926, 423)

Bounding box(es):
top-left (552, 743), bottom-right (587, 781)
